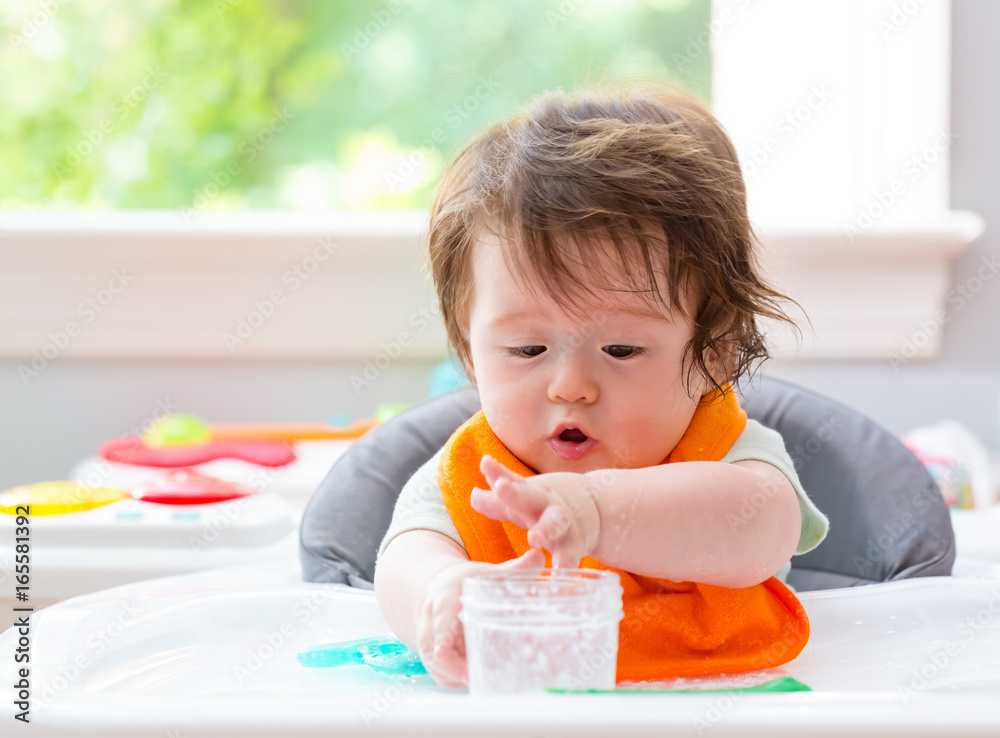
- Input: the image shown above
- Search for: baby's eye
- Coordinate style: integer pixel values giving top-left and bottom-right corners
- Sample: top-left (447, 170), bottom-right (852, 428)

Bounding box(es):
top-left (603, 345), bottom-right (646, 359)
top-left (504, 346), bottom-right (546, 358)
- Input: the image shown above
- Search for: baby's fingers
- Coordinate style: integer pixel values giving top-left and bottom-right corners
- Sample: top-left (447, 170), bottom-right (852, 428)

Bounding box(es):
top-left (550, 545), bottom-right (585, 570)
top-left (469, 486), bottom-right (509, 521)
top-left (424, 621), bottom-right (468, 688)
top-left (473, 479), bottom-right (544, 530)
top-left (416, 599), bottom-right (467, 689)
top-left (527, 504), bottom-right (573, 549)
top-left (496, 547), bottom-right (547, 572)
top-left (529, 506), bottom-right (584, 569)
top-left (493, 475), bottom-right (550, 515)
top-left (480, 454), bottom-right (520, 487)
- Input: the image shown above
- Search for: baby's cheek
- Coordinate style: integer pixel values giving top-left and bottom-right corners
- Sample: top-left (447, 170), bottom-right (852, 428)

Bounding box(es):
top-left (483, 386), bottom-right (531, 434)
top-left (486, 398), bottom-right (543, 465)
top-left (612, 417), bottom-right (677, 467)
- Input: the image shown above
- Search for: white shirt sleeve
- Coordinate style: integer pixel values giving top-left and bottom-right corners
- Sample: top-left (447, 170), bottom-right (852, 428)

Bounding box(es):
top-left (720, 419), bottom-right (831, 557)
top-left (375, 446), bottom-right (462, 565)
top-left (375, 419), bottom-right (831, 588)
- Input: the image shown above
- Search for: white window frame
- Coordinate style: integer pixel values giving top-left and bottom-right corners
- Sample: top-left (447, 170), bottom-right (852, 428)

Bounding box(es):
top-left (0, 0), bottom-right (981, 363)
top-left (712, 0), bottom-right (982, 359)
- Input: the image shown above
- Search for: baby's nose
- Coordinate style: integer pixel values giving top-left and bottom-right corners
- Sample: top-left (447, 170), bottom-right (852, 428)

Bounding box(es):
top-left (547, 356), bottom-right (598, 404)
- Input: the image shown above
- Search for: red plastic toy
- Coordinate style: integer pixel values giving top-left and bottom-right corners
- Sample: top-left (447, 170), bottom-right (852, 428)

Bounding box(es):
top-left (130, 469), bottom-right (257, 505)
top-left (99, 436), bottom-right (296, 468)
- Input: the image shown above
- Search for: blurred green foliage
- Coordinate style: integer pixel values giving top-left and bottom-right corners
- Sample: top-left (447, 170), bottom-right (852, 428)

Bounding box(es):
top-left (0, 0), bottom-right (711, 211)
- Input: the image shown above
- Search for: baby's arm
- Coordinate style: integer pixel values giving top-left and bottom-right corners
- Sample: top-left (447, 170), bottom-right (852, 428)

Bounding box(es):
top-left (589, 459), bottom-right (800, 586)
top-left (375, 528), bottom-right (544, 688)
top-left (375, 530), bottom-right (467, 651)
top-left (474, 455), bottom-right (799, 588)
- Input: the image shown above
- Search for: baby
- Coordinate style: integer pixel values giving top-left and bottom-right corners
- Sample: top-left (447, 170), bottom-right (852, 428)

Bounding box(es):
top-left (374, 81), bottom-right (829, 688)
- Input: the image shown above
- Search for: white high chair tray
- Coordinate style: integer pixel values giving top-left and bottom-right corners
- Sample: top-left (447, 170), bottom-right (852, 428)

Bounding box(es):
top-left (1, 564), bottom-right (998, 737)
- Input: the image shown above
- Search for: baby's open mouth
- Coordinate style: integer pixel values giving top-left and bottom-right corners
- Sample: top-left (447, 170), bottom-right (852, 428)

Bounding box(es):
top-left (549, 426), bottom-right (597, 461)
top-left (558, 428), bottom-right (589, 444)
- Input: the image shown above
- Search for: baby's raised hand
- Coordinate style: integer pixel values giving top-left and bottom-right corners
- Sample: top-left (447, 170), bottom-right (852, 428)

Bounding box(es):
top-left (471, 455), bottom-right (602, 568)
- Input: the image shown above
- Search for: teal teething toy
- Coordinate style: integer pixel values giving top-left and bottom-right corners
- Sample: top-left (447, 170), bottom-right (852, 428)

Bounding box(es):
top-left (297, 637), bottom-right (427, 677)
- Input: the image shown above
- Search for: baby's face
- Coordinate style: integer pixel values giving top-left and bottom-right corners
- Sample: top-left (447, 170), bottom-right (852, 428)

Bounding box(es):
top-left (467, 232), bottom-right (712, 475)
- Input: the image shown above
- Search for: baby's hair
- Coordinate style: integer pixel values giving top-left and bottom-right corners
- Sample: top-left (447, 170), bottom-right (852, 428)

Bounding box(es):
top-left (424, 79), bottom-right (802, 398)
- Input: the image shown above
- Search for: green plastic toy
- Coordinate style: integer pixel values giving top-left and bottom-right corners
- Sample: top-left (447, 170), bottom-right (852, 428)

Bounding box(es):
top-left (545, 676), bottom-right (812, 694)
top-left (373, 402), bottom-right (411, 424)
top-left (143, 413), bottom-right (212, 447)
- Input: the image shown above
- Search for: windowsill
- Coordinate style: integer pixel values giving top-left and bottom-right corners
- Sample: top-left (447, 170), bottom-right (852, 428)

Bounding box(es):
top-left (755, 211), bottom-right (984, 359)
top-left (0, 210), bottom-right (983, 362)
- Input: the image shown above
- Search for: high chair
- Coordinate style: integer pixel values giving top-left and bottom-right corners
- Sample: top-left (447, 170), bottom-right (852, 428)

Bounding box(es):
top-left (299, 376), bottom-right (955, 590)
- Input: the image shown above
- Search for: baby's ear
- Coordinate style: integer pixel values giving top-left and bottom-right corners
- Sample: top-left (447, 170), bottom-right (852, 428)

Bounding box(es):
top-left (706, 334), bottom-right (737, 382)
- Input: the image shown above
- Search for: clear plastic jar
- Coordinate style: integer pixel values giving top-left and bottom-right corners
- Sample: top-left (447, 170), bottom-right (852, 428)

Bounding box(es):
top-left (459, 568), bottom-right (624, 694)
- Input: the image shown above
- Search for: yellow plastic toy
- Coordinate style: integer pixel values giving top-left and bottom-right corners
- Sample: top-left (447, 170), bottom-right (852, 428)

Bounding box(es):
top-left (0, 481), bottom-right (128, 516)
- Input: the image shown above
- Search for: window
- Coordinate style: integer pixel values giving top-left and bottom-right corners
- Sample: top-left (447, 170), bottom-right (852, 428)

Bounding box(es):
top-left (1, 0), bottom-right (711, 212)
top-left (0, 0), bottom-right (980, 362)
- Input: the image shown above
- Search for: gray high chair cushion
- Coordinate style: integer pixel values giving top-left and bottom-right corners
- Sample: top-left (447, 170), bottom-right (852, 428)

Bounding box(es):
top-left (299, 376), bottom-right (955, 591)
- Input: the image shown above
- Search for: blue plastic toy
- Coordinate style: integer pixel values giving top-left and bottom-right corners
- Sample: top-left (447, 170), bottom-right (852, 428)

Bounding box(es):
top-left (297, 636), bottom-right (427, 677)
top-left (428, 358), bottom-right (469, 396)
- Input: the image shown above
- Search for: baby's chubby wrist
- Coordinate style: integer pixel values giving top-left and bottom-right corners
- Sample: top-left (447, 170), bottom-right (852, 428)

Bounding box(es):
top-left (580, 467), bottom-right (630, 560)
top-left (577, 473), bottom-right (604, 558)
top-left (532, 470), bottom-right (603, 562)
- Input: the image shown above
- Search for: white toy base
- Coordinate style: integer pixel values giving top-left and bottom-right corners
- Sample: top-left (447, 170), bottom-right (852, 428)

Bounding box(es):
top-left (70, 438), bottom-right (353, 511)
top-left (0, 495), bottom-right (297, 610)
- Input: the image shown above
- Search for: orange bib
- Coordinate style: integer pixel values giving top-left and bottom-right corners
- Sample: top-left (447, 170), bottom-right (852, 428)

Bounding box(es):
top-left (439, 384), bottom-right (810, 680)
